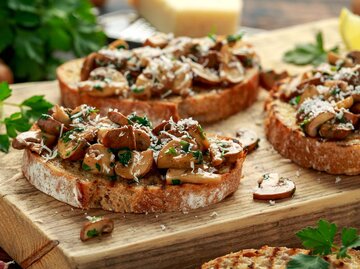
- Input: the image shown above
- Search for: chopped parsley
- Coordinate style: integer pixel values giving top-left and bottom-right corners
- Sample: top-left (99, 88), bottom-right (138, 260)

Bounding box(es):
top-left (39, 114), bottom-right (51, 120)
top-left (289, 96), bottom-right (301, 106)
top-left (171, 179), bottom-right (182, 185)
top-left (93, 84), bottom-right (103, 91)
top-left (117, 45), bottom-right (126, 50)
top-left (180, 140), bottom-right (190, 152)
top-left (330, 88), bottom-right (341, 96)
top-left (86, 228), bottom-right (100, 238)
top-left (299, 119), bottom-right (310, 130)
top-left (208, 33), bottom-right (217, 42)
top-left (127, 114), bottom-right (152, 128)
top-left (198, 125), bottom-right (206, 140)
top-left (131, 86), bottom-right (145, 94)
top-left (61, 127), bottom-right (84, 142)
top-left (95, 163), bottom-right (101, 172)
top-left (192, 150), bottom-right (203, 164)
top-left (82, 163), bottom-right (91, 171)
top-left (118, 150), bottom-right (132, 166)
top-left (226, 32), bottom-right (244, 43)
top-left (165, 147), bottom-right (178, 156)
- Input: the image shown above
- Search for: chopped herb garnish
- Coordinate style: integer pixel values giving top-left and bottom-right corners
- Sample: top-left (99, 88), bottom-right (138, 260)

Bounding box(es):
top-left (287, 220), bottom-right (360, 269)
top-left (226, 32), bottom-right (244, 43)
top-left (93, 84), bottom-right (103, 91)
top-left (165, 147), bottom-right (178, 156)
top-left (61, 127), bottom-right (84, 143)
top-left (180, 140), bottom-right (190, 152)
top-left (208, 33), bottom-right (217, 42)
top-left (82, 163), bottom-right (91, 171)
top-left (299, 119), bottom-right (310, 130)
top-left (117, 45), bottom-right (126, 50)
top-left (118, 150), bottom-right (132, 166)
top-left (192, 150), bottom-right (203, 164)
top-left (86, 228), bottom-right (100, 238)
top-left (198, 125), bottom-right (206, 140)
top-left (171, 179), bottom-right (182, 185)
top-left (127, 114), bottom-right (152, 128)
top-left (108, 175), bottom-right (117, 181)
top-left (330, 88), bottom-right (341, 96)
top-left (131, 87), bottom-right (145, 94)
top-left (289, 96), bottom-right (301, 106)
top-left (39, 114), bottom-right (51, 120)
top-left (190, 44), bottom-right (200, 54)
top-left (95, 163), bottom-right (101, 171)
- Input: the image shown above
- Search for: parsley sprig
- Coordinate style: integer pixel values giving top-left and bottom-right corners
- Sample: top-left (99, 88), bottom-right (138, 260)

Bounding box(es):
top-left (283, 32), bottom-right (338, 66)
top-left (0, 82), bottom-right (53, 153)
top-left (287, 220), bottom-right (360, 269)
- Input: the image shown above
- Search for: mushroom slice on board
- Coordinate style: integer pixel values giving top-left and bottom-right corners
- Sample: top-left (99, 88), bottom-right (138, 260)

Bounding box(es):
top-left (166, 168), bottom-right (222, 185)
top-left (235, 128), bottom-right (259, 154)
top-left (80, 216), bottom-right (114, 241)
top-left (253, 173), bottom-right (296, 200)
top-left (115, 149), bottom-right (153, 180)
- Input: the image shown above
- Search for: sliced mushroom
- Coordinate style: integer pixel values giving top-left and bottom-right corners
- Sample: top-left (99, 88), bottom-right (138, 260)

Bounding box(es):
top-left (259, 70), bottom-right (289, 91)
top-left (172, 63), bottom-right (192, 96)
top-left (57, 137), bottom-right (88, 161)
top-left (157, 140), bottom-right (196, 169)
top-left (187, 124), bottom-right (210, 151)
top-left (108, 39), bottom-right (129, 50)
top-left (347, 51), bottom-right (360, 64)
top-left (165, 168), bottom-right (222, 185)
top-left (219, 61), bottom-right (244, 84)
top-left (327, 51), bottom-right (343, 66)
top-left (108, 110), bottom-right (129, 126)
top-left (319, 123), bottom-right (353, 140)
top-left (298, 85), bottom-right (319, 105)
top-left (80, 216), bottom-right (114, 241)
top-left (336, 96), bottom-right (354, 109)
top-left (343, 111), bottom-right (360, 125)
top-left (134, 129), bottom-right (151, 151)
top-left (115, 149), bottom-right (153, 180)
top-left (98, 126), bottom-right (136, 149)
top-left (350, 103), bottom-right (360, 114)
top-left (130, 74), bottom-right (152, 100)
top-left (144, 33), bottom-right (170, 48)
top-left (152, 120), bottom-right (171, 135)
top-left (12, 130), bottom-right (41, 152)
top-left (235, 128), bottom-right (259, 153)
top-left (324, 80), bottom-right (348, 91)
top-left (209, 139), bottom-right (243, 166)
top-left (41, 132), bottom-right (58, 148)
top-left (52, 105), bottom-right (71, 125)
top-left (82, 144), bottom-right (115, 175)
top-left (37, 115), bottom-right (68, 136)
top-left (197, 51), bottom-right (219, 69)
top-left (189, 61), bottom-right (221, 85)
top-left (78, 67), bottom-right (129, 97)
top-left (304, 112), bottom-right (335, 137)
top-left (253, 173), bottom-right (296, 200)
top-left (80, 52), bottom-right (98, 81)
top-left (353, 93), bottom-right (360, 102)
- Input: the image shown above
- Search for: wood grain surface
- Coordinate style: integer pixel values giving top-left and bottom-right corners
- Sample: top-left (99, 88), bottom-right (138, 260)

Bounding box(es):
top-left (0, 19), bottom-right (359, 269)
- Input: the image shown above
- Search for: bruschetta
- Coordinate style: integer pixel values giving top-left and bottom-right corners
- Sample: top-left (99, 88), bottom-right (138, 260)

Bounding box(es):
top-left (265, 51), bottom-right (360, 175)
top-left (57, 33), bottom-right (260, 125)
top-left (12, 104), bottom-right (246, 213)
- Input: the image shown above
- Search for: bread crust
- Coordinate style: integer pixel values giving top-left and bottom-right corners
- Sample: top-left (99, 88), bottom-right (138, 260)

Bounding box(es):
top-left (265, 99), bottom-right (360, 175)
top-left (57, 59), bottom-right (260, 124)
top-left (22, 148), bottom-right (245, 213)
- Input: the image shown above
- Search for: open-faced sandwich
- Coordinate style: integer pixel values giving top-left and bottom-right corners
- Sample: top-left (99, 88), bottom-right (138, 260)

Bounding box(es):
top-left (57, 33), bottom-right (260, 124)
top-left (12, 104), bottom-right (246, 213)
top-left (265, 51), bottom-right (360, 175)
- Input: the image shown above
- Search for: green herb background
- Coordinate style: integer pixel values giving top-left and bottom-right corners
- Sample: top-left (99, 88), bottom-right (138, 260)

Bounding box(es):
top-left (0, 0), bottom-right (106, 82)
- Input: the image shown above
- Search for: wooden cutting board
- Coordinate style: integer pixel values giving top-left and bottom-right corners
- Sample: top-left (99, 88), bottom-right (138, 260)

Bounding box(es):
top-left (1, 19), bottom-right (359, 269)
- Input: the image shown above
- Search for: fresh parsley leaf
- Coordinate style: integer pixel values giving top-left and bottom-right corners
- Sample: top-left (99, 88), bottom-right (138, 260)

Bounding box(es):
top-left (227, 32), bottom-right (244, 43)
top-left (131, 87), bottom-right (145, 94)
top-left (338, 227), bottom-right (360, 258)
top-left (4, 112), bottom-right (32, 138)
top-left (128, 114), bottom-right (152, 128)
top-left (171, 179), bottom-right (181, 185)
top-left (95, 163), bottom-right (101, 172)
top-left (165, 147), bottom-right (178, 156)
top-left (180, 140), bottom-right (190, 152)
top-left (0, 82), bottom-right (12, 101)
top-left (0, 134), bottom-right (10, 153)
top-left (192, 150), bottom-right (203, 164)
top-left (82, 163), bottom-right (91, 171)
top-left (296, 220), bottom-right (337, 256)
top-left (86, 228), bottom-right (100, 238)
top-left (198, 125), bottom-right (206, 140)
top-left (118, 150), bottom-right (132, 166)
top-left (21, 95), bottom-right (53, 119)
top-left (287, 254), bottom-right (329, 269)
top-left (289, 96), bottom-right (301, 106)
top-left (283, 32), bottom-right (338, 66)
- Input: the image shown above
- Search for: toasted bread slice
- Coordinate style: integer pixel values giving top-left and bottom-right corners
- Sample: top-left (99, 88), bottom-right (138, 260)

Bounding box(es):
top-left (202, 246), bottom-right (360, 269)
top-left (57, 59), bottom-right (259, 125)
top-left (22, 148), bottom-right (245, 213)
top-left (265, 99), bottom-right (360, 175)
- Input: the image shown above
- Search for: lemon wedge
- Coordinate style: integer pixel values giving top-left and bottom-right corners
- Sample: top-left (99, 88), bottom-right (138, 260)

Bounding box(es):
top-left (339, 8), bottom-right (360, 50)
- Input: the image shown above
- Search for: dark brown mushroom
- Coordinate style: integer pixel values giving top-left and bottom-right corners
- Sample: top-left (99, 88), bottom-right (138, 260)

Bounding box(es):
top-left (134, 129), bottom-right (151, 151)
top-left (259, 70), bottom-right (289, 91)
top-left (80, 216), bottom-right (114, 241)
top-left (304, 112), bottom-right (335, 137)
top-left (108, 110), bottom-right (129, 126)
top-left (12, 130), bottom-right (41, 151)
top-left (37, 115), bottom-right (68, 136)
top-left (115, 149), bottom-right (153, 180)
top-left (187, 124), bottom-right (210, 151)
top-left (152, 120), bottom-right (171, 135)
top-left (235, 128), bottom-right (259, 153)
top-left (98, 125), bottom-right (136, 149)
top-left (57, 137), bottom-right (88, 161)
top-left (319, 123), bottom-right (353, 140)
top-left (347, 51), bottom-right (360, 64)
top-left (350, 102), bottom-right (360, 114)
top-left (144, 33), bottom-right (170, 48)
top-left (253, 173), bottom-right (296, 200)
top-left (189, 61), bottom-right (221, 85)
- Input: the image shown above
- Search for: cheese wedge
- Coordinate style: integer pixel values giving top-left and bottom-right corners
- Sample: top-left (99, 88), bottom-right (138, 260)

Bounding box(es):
top-left (130, 0), bottom-right (242, 37)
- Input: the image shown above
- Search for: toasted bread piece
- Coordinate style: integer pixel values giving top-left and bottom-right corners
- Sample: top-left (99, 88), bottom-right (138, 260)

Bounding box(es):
top-left (202, 246), bottom-right (360, 269)
top-left (22, 148), bottom-right (245, 213)
top-left (265, 99), bottom-right (360, 175)
top-left (57, 59), bottom-right (259, 125)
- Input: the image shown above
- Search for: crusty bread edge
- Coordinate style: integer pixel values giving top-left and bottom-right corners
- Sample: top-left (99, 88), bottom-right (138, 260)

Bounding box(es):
top-left (56, 59), bottom-right (260, 124)
top-left (22, 149), bottom-right (245, 213)
top-left (265, 99), bottom-right (360, 175)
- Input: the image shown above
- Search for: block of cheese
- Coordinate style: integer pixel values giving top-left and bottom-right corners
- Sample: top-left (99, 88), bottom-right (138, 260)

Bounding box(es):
top-left (129, 0), bottom-right (242, 37)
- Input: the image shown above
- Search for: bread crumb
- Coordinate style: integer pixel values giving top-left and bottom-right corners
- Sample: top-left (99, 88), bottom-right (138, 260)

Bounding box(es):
top-left (160, 224), bottom-right (166, 231)
top-left (34, 219), bottom-right (43, 224)
top-left (335, 177), bottom-right (342, 184)
top-left (182, 211), bottom-right (189, 214)
top-left (317, 178), bottom-right (321, 182)
top-left (155, 215), bottom-right (159, 218)
top-left (70, 208), bottom-right (74, 211)
top-left (295, 170), bottom-right (300, 177)
top-left (269, 200), bottom-right (276, 206)
top-left (210, 211), bottom-right (218, 218)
